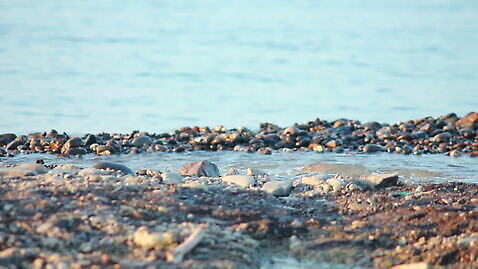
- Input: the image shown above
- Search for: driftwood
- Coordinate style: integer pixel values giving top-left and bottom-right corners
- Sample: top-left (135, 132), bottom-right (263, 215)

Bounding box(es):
top-left (166, 224), bottom-right (207, 263)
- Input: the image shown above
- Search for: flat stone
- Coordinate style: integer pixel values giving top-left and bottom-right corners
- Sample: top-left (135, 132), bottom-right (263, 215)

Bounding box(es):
top-left (131, 136), bottom-right (153, 147)
top-left (262, 180), bottom-right (293, 196)
top-left (363, 144), bottom-right (386, 153)
top-left (0, 168), bottom-right (37, 177)
top-left (299, 174), bottom-right (334, 186)
top-left (78, 168), bottom-right (108, 176)
top-left (222, 175), bottom-right (255, 188)
top-left (362, 173), bottom-right (399, 188)
top-left (179, 160), bottom-right (220, 177)
top-left (91, 162), bottom-right (134, 175)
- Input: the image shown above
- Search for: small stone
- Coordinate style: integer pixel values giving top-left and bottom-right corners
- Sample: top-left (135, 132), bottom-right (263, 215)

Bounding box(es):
top-left (133, 226), bottom-right (176, 250)
top-left (131, 136), bottom-right (153, 147)
top-left (179, 160), bottom-right (220, 177)
top-left (326, 178), bottom-right (345, 192)
top-left (363, 144), bottom-right (386, 153)
top-left (362, 173), bottom-right (399, 188)
top-left (162, 173), bottom-right (184, 184)
top-left (246, 168), bottom-right (268, 178)
top-left (431, 132), bottom-right (452, 143)
top-left (262, 180), bottom-right (293, 196)
top-left (222, 175), bottom-right (255, 188)
top-left (391, 263), bottom-right (430, 269)
top-left (91, 162), bottom-right (134, 175)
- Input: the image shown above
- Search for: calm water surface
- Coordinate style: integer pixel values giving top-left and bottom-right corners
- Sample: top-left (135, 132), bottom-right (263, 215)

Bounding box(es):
top-left (1, 0), bottom-right (477, 134)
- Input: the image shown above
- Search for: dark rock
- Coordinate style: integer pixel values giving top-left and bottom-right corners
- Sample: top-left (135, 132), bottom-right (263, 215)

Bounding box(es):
top-left (363, 173), bottom-right (399, 188)
top-left (6, 136), bottom-right (27, 150)
top-left (179, 160), bottom-right (220, 177)
top-left (364, 122), bottom-right (382, 131)
top-left (91, 162), bottom-right (134, 175)
top-left (0, 133), bottom-right (16, 146)
top-left (84, 134), bottom-right (97, 146)
top-left (432, 132), bottom-right (451, 143)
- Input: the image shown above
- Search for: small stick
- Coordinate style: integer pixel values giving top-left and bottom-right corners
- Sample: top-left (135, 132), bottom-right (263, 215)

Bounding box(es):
top-left (166, 224), bottom-right (207, 263)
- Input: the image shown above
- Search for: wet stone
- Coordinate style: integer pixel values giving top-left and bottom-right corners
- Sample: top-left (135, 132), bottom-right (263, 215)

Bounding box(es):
top-left (222, 175), bottom-right (255, 188)
top-left (362, 173), bottom-right (399, 188)
top-left (363, 144), bottom-right (386, 153)
top-left (91, 161), bottom-right (134, 175)
top-left (179, 160), bottom-right (220, 177)
top-left (263, 180), bottom-right (293, 196)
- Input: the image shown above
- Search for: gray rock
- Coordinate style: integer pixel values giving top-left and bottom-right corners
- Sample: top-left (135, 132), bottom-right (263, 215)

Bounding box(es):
top-left (363, 144), bottom-right (386, 153)
top-left (263, 180), bottom-right (293, 196)
top-left (431, 132), bottom-right (452, 143)
top-left (362, 173), bottom-right (399, 188)
top-left (179, 160), bottom-right (220, 177)
top-left (16, 164), bottom-right (50, 174)
top-left (131, 136), bottom-right (153, 147)
top-left (91, 162), bottom-right (134, 175)
top-left (0, 133), bottom-right (16, 146)
top-left (6, 136), bottom-right (26, 150)
top-left (222, 175), bottom-right (255, 188)
top-left (246, 168), bottom-right (268, 178)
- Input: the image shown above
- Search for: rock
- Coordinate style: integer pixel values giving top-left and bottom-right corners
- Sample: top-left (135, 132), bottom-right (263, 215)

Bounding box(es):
top-left (0, 163), bottom-right (50, 177)
top-left (262, 180), bottom-right (293, 196)
top-left (91, 162), bottom-right (134, 175)
top-left (78, 168), bottom-right (104, 176)
top-left (222, 175), bottom-right (255, 188)
top-left (246, 168), bottom-right (268, 178)
top-left (283, 126), bottom-right (300, 136)
top-left (363, 144), bottom-right (386, 153)
top-left (326, 178), bottom-right (346, 192)
top-left (224, 168), bottom-right (239, 176)
top-left (17, 163), bottom-right (50, 174)
top-left (302, 163), bottom-right (370, 178)
top-left (63, 137), bottom-right (83, 149)
top-left (391, 263), bottom-right (430, 269)
top-left (63, 147), bottom-right (87, 156)
top-left (456, 112), bottom-right (478, 129)
top-left (362, 173), bottom-right (399, 188)
top-left (179, 160), bottom-right (220, 177)
top-left (84, 134), bottom-right (97, 146)
top-left (133, 226), bottom-right (176, 250)
top-left (299, 174), bottom-right (334, 186)
top-left (6, 136), bottom-right (26, 150)
top-left (431, 132), bottom-right (451, 143)
top-left (0, 133), bottom-right (16, 146)
top-left (131, 136), bottom-right (153, 147)
top-left (364, 121), bottom-right (382, 131)
top-left (162, 173), bottom-right (184, 184)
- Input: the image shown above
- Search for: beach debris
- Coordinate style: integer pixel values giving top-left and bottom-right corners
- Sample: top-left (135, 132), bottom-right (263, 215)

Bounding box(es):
top-left (166, 224), bottom-right (207, 263)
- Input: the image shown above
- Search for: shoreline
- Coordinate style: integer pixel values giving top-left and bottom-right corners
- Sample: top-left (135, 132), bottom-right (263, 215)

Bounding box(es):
top-left (1, 112), bottom-right (477, 158)
top-left (1, 160), bottom-right (478, 268)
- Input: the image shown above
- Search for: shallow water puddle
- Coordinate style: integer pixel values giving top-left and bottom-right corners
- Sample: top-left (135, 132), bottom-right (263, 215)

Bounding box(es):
top-left (1, 151), bottom-right (477, 183)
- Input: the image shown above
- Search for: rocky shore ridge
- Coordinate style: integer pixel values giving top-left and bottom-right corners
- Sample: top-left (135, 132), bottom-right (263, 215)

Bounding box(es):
top-left (1, 112), bottom-right (477, 158)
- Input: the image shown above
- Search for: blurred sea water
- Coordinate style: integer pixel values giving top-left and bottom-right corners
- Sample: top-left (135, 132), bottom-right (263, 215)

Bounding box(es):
top-left (0, 0), bottom-right (477, 134)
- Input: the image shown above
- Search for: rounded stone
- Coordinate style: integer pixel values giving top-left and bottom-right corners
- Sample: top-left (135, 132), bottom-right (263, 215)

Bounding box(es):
top-left (91, 162), bottom-right (134, 175)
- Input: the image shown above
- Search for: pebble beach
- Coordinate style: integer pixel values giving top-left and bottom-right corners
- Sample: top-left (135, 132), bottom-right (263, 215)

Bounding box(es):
top-left (1, 112), bottom-right (477, 268)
